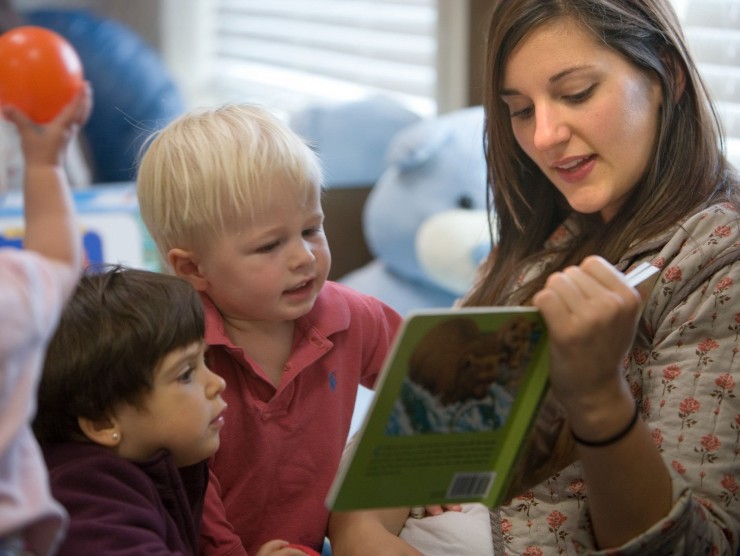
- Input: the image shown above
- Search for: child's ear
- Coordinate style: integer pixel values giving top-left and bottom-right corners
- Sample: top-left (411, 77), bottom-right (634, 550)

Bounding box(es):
top-left (78, 416), bottom-right (121, 448)
top-left (168, 248), bottom-right (209, 291)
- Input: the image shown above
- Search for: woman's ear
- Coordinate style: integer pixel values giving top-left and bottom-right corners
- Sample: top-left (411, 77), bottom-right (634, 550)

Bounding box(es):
top-left (168, 248), bottom-right (209, 291)
top-left (661, 49), bottom-right (686, 104)
top-left (78, 415), bottom-right (121, 448)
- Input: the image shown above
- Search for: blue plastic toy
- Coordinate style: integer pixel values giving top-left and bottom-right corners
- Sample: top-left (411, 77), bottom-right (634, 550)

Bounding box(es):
top-left (24, 8), bottom-right (185, 183)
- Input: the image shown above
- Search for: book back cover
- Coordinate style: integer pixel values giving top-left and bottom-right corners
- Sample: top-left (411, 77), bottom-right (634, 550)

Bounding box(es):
top-left (327, 306), bottom-right (549, 511)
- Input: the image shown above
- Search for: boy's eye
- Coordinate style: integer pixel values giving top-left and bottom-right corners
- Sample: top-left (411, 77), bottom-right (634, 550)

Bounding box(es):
top-left (302, 226), bottom-right (321, 238)
top-left (256, 241), bottom-right (279, 253)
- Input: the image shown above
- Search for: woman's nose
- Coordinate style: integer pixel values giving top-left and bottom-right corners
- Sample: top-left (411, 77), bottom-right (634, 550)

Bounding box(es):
top-left (532, 105), bottom-right (570, 151)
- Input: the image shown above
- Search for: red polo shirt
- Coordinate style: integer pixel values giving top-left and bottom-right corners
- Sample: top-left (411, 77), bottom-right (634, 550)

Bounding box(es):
top-left (199, 281), bottom-right (402, 555)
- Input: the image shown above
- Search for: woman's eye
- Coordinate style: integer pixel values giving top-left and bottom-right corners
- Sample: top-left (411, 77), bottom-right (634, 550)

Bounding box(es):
top-left (564, 84), bottom-right (596, 103)
top-left (509, 105), bottom-right (533, 120)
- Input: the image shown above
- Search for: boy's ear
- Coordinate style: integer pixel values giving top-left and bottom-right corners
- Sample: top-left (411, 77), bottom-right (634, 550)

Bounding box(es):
top-left (78, 415), bottom-right (121, 448)
top-left (168, 248), bottom-right (209, 291)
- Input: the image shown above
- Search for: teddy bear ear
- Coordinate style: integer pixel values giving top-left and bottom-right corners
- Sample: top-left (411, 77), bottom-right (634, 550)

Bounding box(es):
top-left (290, 95), bottom-right (421, 187)
top-left (389, 120), bottom-right (454, 171)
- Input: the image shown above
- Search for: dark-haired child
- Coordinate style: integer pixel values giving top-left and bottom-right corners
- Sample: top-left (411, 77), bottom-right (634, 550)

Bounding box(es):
top-left (33, 266), bottom-right (312, 556)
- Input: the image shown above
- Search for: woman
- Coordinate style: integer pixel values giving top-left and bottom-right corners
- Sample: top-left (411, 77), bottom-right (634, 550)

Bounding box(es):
top-left (328, 0), bottom-right (740, 554)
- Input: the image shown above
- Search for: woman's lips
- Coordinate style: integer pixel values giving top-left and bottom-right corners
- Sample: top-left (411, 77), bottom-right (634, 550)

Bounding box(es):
top-left (552, 154), bottom-right (596, 183)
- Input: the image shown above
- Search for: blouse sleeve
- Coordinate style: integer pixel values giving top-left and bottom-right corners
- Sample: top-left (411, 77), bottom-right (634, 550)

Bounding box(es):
top-left (0, 249), bottom-right (70, 445)
top-left (0, 249), bottom-right (69, 355)
top-left (612, 253), bottom-right (740, 553)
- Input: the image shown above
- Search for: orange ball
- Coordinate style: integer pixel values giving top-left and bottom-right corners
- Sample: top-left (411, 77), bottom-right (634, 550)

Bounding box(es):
top-left (0, 26), bottom-right (84, 124)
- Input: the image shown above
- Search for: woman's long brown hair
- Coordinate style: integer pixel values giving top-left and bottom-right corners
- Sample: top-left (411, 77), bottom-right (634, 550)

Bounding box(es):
top-left (466, 0), bottom-right (740, 496)
top-left (465, 0), bottom-right (738, 309)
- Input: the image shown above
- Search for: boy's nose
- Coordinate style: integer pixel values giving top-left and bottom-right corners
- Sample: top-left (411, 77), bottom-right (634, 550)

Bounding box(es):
top-left (290, 239), bottom-right (316, 269)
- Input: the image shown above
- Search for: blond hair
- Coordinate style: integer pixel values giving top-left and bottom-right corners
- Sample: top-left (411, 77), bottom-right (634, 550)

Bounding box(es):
top-left (136, 104), bottom-right (323, 264)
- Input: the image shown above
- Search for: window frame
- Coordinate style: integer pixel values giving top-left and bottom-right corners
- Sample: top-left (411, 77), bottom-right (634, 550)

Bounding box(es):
top-left (161, 0), bottom-right (470, 118)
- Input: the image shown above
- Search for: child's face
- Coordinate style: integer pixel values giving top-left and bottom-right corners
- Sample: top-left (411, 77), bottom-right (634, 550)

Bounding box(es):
top-left (114, 340), bottom-right (227, 467)
top-left (192, 181), bottom-right (331, 325)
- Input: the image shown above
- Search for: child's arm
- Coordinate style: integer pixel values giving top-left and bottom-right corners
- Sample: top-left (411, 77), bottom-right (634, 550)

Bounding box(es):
top-left (328, 508), bottom-right (423, 556)
top-left (2, 84), bottom-right (91, 290)
top-left (200, 471), bottom-right (249, 555)
top-left (254, 540), bottom-right (321, 556)
top-left (328, 422), bottom-right (425, 555)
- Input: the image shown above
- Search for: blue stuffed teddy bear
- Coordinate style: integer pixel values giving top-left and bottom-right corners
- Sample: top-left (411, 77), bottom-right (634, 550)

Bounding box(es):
top-left (340, 105), bottom-right (493, 316)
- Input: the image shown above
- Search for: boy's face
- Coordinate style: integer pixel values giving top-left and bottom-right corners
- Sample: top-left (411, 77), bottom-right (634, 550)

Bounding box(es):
top-left (114, 340), bottom-right (227, 467)
top-left (190, 181), bottom-right (331, 326)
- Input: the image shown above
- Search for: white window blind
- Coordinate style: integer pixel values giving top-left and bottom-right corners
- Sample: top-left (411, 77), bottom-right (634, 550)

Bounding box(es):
top-left (673, 0), bottom-right (740, 167)
top-left (208, 0), bottom-right (438, 117)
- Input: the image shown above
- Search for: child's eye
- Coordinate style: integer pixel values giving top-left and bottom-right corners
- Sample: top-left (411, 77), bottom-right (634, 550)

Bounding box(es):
top-left (178, 364), bottom-right (196, 384)
top-left (256, 241), bottom-right (279, 253)
top-left (302, 226), bottom-right (321, 238)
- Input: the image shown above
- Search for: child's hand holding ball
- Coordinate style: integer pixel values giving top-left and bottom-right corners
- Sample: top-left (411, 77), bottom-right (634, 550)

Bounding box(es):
top-left (0, 26), bottom-right (84, 124)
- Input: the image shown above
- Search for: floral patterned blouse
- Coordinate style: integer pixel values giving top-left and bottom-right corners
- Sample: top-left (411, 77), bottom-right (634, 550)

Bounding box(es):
top-left (492, 203), bottom-right (740, 555)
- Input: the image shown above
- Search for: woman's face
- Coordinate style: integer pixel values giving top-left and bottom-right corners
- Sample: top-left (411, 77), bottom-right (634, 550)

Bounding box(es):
top-left (500, 18), bottom-right (663, 222)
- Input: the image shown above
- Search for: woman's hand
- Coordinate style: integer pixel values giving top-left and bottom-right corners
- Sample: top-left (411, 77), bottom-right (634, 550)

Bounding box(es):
top-left (411, 504), bottom-right (462, 518)
top-left (532, 256), bottom-right (642, 421)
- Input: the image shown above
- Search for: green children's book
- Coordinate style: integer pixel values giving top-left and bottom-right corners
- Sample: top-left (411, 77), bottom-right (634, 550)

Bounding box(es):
top-left (327, 305), bottom-right (549, 511)
top-left (326, 262), bottom-right (659, 512)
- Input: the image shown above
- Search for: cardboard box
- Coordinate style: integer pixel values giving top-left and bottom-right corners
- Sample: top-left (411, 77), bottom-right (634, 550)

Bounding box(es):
top-left (0, 182), bottom-right (161, 271)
